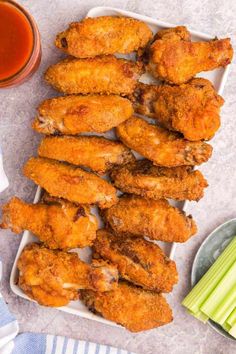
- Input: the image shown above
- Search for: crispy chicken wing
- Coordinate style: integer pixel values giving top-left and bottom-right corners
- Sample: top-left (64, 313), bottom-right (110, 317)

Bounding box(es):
top-left (0, 197), bottom-right (98, 249)
top-left (32, 95), bottom-right (133, 135)
top-left (81, 281), bottom-right (173, 332)
top-left (147, 26), bottom-right (233, 84)
top-left (23, 157), bottom-right (117, 208)
top-left (133, 79), bottom-right (224, 141)
top-left (94, 229), bottom-right (178, 292)
top-left (38, 136), bottom-right (134, 174)
top-left (102, 195), bottom-right (197, 243)
top-left (55, 16), bottom-right (152, 58)
top-left (110, 159), bottom-right (208, 201)
top-left (116, 116), bottom-right (212, 167)
top-left (45, 56), bottom-right (143, 95)
top-left (18, 243), bottom-right (118, 307)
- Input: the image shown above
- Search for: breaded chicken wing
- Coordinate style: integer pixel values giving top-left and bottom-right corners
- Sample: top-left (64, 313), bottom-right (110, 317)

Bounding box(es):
top-left (55, 16), bottom-right (152, 58)
top-left (81, 281), bottom-right (173, 332)
top-left (110, 159), bottom-right (208, 201)
top-left (133, 79), bottom-right (224, 141)
top-left (18, 243), bottom-right (118, 307)
top-left (38, 136), bottom-right (134, 174)
top-left (32, 95), bottom-right (133, 135)
top-left (0, 197), bottom-right (98, 249)
top-left (45, 56), bottom-right (143, 95)
top-left (116, 116), bottom-right (212, 167)
top-left (23, 157), bottom-right (117, 208)
top-left (94, 229), bottom-right (178, 292)
top-left (102, 195), bottom-right (197, 243)
top-left (147, 26), bottom-right (233, 84)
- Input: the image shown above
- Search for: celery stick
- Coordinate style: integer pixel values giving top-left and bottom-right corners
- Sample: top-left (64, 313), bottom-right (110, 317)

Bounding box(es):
top-left (182, 237), bottom-right (236, 314)
top-left (204, 283), bottom-right (236, 325)
top-left (229, 323), bottom-right (236, 338)
top-left (200, 261), bottom-right (236, 321)
top-left (227, 308), bottom-right (236, 327)
top-left (222, 322), bottom-right (231, 332)
top-left (188, 309), bottom-right (209, 323)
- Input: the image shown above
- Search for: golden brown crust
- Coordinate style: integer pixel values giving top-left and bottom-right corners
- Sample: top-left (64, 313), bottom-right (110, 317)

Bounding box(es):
top-left (44, 56), bottom-right (143, 95)
top-left (102, 195), bottom-right (197, 243)
top-left (33, 95), bottom-right (133, 135)
top-left (81, 281), bottom-right (173, 332)
top-left (38, 136), bottom-right (135, 174)
top-left (0, 197), bottom-right (98, 249)
top-left (94, 229), bottom-right (178, 292)
top-left (154, 26), bottom-right (191, 41)
top-left (133, 79), bottom-right (224, 141)
top-left (55, 16), bottom-right (153, 58)
top-left (110, 159), bottom-right (208, 201)
top-left (147, 26), bottom-right (233, 84)
top-left (116, 116), bottom-right (213, 167)
top-left (18, 243), bottom-right (118, 307)
top-left (23, 157), bottom-right (117, 208)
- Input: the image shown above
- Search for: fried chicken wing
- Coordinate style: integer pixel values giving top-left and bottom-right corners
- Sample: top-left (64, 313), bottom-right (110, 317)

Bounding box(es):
top-left (81, 281), bottom-right (173, 332)
top-left (94, 229), bottom-right (178, 292)
top-left (18, 243), bottom-right (118, 307)
top-left (38, 136), bottom-right (134, 174)
top-left (133, 79), bottom-right (224, 141)
top-left (156, 26), bottom-right (191, 41)
top-left (116, 116), bottom-right (212, 167)
top-left (147, 26), bottom-right (233, 84)
top-left (45, 56), bottom-right (143, 95)
top-left (23, 157), bottom-right (117, 208)
top-left (0, 197), bottom-right (98, 249)
top-left (55, 16), bottom-right (152, 58)
top-left (102, 195), bottom-right (197, 243)
top-left (110, 160), bottom-right (208, 201)
top-left (32, 95), bottom-right (133, 135)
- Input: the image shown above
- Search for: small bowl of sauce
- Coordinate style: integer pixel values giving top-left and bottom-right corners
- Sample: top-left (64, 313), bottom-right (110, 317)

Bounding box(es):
top-left (0, 0), bottom-right (41, 88)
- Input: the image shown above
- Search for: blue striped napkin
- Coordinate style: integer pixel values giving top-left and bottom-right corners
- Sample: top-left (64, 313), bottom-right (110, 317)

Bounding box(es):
top-left (0, 267), bottom-right (134, 354)
top-left (0, 147), bottom-right (8, 193)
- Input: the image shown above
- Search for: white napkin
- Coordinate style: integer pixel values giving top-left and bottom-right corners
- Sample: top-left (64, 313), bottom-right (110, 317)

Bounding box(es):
top-left (0, 147), bottom-right (8, 193)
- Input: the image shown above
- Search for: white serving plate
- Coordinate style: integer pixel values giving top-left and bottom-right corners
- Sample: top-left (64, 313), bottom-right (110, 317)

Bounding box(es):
top-left (10, 6), bottom-right (231, 328)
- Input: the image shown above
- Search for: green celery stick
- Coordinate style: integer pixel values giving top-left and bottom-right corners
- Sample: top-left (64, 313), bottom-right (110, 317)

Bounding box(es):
top-left (229, 323), bottom-right (236, 338)
top-left (221, 322), bottom-right (231, 332)
top-left (227, 307), bottom-right (236, 327)
top-left (200, 261), bottom-right (236, 320)
top-left (187, 309), bottom-right (209, 323)
top-left (182, 237), bottom-right (236, 314)
top-left (205, 283), bottom-right (236, 325)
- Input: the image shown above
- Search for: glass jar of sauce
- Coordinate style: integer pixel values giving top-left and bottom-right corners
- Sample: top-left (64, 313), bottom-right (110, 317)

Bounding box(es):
top-left (0, 0), bottom-right (41, 88)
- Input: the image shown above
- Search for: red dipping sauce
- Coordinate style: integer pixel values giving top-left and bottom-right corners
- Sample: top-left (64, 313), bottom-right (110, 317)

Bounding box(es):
top-left (0, 1), bottom-right (41, 87)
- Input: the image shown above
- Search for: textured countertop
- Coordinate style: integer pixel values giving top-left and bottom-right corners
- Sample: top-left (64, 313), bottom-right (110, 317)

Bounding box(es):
top-left (1, 0), bottom-right (236, 353)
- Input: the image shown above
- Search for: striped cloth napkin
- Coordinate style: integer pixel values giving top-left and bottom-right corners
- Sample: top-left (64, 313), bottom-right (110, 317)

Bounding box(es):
top-left (0, 147), bottom-right (8, 193)
top-left (0, 262), bottom-right (134, 354)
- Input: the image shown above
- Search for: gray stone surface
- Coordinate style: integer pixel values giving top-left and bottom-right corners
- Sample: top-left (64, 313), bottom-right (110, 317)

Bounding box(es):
top-left (0, 0), bottom-right (236, 353)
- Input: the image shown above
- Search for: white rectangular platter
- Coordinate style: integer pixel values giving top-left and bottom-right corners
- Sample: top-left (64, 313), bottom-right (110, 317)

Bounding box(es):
top-left (10, 6), bottom-right (231, 328)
